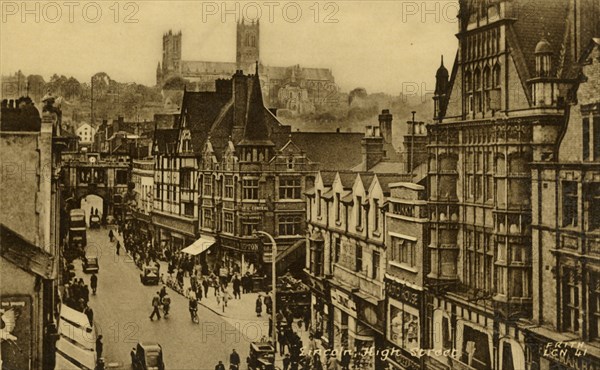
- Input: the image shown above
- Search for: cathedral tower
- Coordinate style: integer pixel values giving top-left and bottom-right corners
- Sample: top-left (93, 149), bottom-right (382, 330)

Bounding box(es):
top-left (236, 19), bottom-right (259, 69)
top-left (160, 30), bottom-right (182, 85)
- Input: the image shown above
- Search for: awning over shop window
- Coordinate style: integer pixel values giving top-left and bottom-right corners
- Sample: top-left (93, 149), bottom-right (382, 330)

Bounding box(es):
top-left (56, 352), bottom-right (85, 370)
top-left (181, 235), bottom-right (216, 255)
top-left (56, 337), bottom-right (96, 370)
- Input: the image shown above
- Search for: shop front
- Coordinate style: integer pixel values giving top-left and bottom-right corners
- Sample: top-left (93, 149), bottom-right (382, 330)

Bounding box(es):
top-left (525, 328), bottom-right (600, 370)
top-left (330, 286), bottom-right (380, 370)
top-left (151, 210), bottom-right (197, 256)
top-left (385, 280), bottom-right (423, 370)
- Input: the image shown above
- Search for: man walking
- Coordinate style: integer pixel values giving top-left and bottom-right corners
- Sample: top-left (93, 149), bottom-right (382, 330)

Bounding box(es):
top-left (229, 349), bottom-right (240, 369)
top-left (96, 335), bottom-right (103, 360)
top-left (84, 305), bottom-right (94, 326)
top-left (90, 273), bottom-right (98, 295)
top-left (162, 292), bottom-right (171, 318)
top-left (150, 292), bottom-right (161, 320)
top-left (214, 361), bottom-right (225, 370)
top-left (232, 274), bottom-right (241, 299)
top-left (202, 278), bottom-right (210, 298)
top-left (108, 229), bottom-right (114, 242)
top-left (116, 241), bottom-right (121, 255)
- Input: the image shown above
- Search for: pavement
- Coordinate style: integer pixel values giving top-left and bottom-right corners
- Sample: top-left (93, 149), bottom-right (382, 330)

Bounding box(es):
top-left (73, 226), bottom-right (259, 370)
top-left (72, 226), bottom-right (321, 370)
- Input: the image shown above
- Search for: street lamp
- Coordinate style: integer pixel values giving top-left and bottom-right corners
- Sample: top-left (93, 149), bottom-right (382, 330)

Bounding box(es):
top-left (254, 230), bottom-right (277, 355)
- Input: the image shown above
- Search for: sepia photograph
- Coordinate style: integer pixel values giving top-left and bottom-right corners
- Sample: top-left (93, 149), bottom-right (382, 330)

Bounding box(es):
top-left (1, 0), bottom-right (599, 369)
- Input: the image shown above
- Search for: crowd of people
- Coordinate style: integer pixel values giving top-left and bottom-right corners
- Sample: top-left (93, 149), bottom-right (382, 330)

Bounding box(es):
top-left (63, 275), bottom-right (96, 328)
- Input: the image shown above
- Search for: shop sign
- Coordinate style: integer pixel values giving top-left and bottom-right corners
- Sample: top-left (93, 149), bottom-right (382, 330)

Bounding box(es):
top-left (240, 204), bottom-right (269, 212)
top-left (331, 289), bottom-right (356, 314)
top-left (387, 347), bottom-right (420, 370)
top-left (0, 296), bottom-right (32, 370)
top-left (386, 281), bottom-right (421, 307)
top-left (239, 243), bottom-right (260, 252)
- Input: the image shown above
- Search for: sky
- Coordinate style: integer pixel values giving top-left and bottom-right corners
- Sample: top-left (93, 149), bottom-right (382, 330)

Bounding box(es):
top-left (0, 1), bottom-right (459, 95)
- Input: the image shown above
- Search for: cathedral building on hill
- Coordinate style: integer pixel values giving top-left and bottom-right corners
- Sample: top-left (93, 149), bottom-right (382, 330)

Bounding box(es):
top-left (156, 20), bottom-right (339, 114)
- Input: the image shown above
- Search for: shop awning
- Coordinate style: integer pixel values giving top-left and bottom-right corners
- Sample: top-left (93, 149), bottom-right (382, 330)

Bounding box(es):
top-left (56, 352), bottom-right (85, 370)
top-left (60, 305), bottom-right (93, 334)
top-left (181, 235), bottom-right (216, 255)
top-left (56, 337), bottom-right (96, 370)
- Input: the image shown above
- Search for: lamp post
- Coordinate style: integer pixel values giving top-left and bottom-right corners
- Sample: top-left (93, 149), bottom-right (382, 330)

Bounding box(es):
top-left (254, 230), bottom-right (277, 355)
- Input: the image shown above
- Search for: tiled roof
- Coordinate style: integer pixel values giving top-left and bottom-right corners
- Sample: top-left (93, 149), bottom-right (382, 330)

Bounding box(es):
top-left (180, 90), bottom-right (231, 153)
top-left (290, 132), bottom-right (364, 170)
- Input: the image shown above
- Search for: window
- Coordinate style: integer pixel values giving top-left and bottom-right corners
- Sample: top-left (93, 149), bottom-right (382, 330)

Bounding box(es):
top-left (589, 183), bottom-right (600, 230)
top-left (356, 196), bottom-right (363, 228)
top-left (243, 179), bottom-right (259, 200)
top-left (373, 199), bottom-right (380, 232)
top-left (224, 212), bottom-right (234, 234)
top-left (310, 241), bottom-right (324, 276)
top-left (583, 117), bottom-right (590, 160)
top-left (278, 216), bottom-right (302, 236)
top-left (203, 209), bottom-right (213, 229)
top-left (372, 251), bottom-right (380, 279)
top-left (335, 193), bottom-right (341, 223)
top-left (181, 169), bottom-right (192, 190)
top-left (225, 176), bottom-right (234, 198)
top-left (317, 190), bottom-right (322, 217)
top-left (183, 202), bottom-right (194, 216)
top-left (461, 325), bottom-right (491, 370)
top-left (279, 178), bottom-right (301, 199)
top-left (591, 272), bottom-right (600, 340)
top-left (563, 268), bottom-right (580, 333)
top-left (334, 237), bottom-right (341, 263)
top-left (389, 303), bottom-right (419, 350)
top-left (355, 244), bottom-right (363, 272)
top-left (155, 183), bottom-right (161, 199)
top-left (203, 175), bottom-right (212, 196)
top-left (594, 116), bottom-right (600, 160)
top-left (390, 237), bottom-right (415, 267)
top-left (465, 231), bottom-right (493, 293)
top-left (242, 220), bottom-right (259, 236)
top-left (116, 170), bottom-right (128, 185)
top-left (562, 181), bottom-right (578, 227)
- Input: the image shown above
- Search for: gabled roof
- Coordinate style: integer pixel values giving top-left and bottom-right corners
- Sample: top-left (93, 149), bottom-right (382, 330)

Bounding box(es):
top-left (180, 90), bottom-right (231, 153)
top-left (240, 71), bottom-right (273, 145)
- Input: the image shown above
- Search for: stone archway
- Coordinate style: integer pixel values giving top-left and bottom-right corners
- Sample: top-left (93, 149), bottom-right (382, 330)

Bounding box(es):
top-left (80, 194), bottom-right (105, 226)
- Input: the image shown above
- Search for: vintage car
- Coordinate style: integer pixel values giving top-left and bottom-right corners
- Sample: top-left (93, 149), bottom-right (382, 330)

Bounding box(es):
top-left (140, 263), bottom-right (160, 285)
top-left (82, 256), bottom-right (99, 273)
top-left (247, 341), bottom-right (275, 370)
top-left (131, 342), bottom-right (165, 370)
top-left (89, 215), bottom-right (101, 229)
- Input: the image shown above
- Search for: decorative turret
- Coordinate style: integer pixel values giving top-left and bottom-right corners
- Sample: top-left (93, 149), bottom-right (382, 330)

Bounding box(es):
top-left (433, 55), bottom-right (449, 121)
top-left (529, 38), bottom-right (559, 107)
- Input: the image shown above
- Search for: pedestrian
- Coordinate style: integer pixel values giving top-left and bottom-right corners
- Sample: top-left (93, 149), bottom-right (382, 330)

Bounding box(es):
top-left (256, 296), bottom-right (263, 317)
top-left (108, 229), bottom-right (114, 242)
top-left (162, 292), bottom-right (171, 318)
top-left (232, 274), bottom-right (241, 299)
top-left (90, 273), bottom-right (98, 295)
top-left (96, 335), bottom-right (103, 359)
top-left (130, 347), bottom-right (136, 365)
top-left (221, 289), bottom-right (231, 313)
top-left (215, 361), bottom-right (225, 370)
top-left (278, 327), bottom-right (287, 355)
top-left (159, 285), bottom-right (167, 301)
top-left (202, 278), bottom-right (210, 298)
top-left (229, 349), bottom-right (240, 369)
top-left (84, 305), bottom-right (94, 326)
top-left (341, 351), bottom-right (351, 370)
top-left (116, 241), bottom-right (121, 255)
top-left (264, 294), bottom-right (273, 315)
top-left (304, 309), bottom-right (311, 331)
top-left (82, 285), bottom-right (90, 306)
top-left (283, 353), bottom-right (291, 370)
top-left (150, 292), bottom-right (161, 320)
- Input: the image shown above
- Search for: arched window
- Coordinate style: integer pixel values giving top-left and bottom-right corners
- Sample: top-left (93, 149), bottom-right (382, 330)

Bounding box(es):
top-left (493, 64), bottom-right (501, 88)
top-left (474, 68), bottom-right (482, 112)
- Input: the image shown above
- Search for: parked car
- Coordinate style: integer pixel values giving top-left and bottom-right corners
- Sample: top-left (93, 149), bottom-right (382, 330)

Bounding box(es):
top-left (140, 263), bottom-right (160, 285)
top-left (89, 215), bottom-right (101, 229)
top-left (131, 342), bottom-right (164, 370)
top-left (247, 341), bottom-right (275, 370)
top-left (82, 256), bottom-right (99, 273)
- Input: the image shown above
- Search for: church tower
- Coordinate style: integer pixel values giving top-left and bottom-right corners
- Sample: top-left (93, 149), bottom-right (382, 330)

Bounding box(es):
top-left (236, 19), bottom-right (260, 69)
top-left (161, 30), bottom-right (182, 85)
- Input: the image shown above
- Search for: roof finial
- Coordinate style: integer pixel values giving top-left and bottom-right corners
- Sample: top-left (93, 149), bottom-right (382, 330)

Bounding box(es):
top-left (440, 55), bottom-right (444, 67)
top-left (255, 61), bottom-right (259, 75)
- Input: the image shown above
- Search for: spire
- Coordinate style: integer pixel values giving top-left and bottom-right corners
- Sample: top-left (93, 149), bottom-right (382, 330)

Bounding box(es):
top-left (255, 61), bottom-right (259, 75)
top-left (241, 69), bottom-right (271, 143)
top-left (440, 55), bottom-right (444, 67)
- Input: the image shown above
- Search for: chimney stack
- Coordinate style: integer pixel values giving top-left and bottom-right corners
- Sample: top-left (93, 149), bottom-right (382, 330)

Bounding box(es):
top-left (378, 109), bottom-right (393, 144)
top-left (362, 125), bottom-right (384, 171)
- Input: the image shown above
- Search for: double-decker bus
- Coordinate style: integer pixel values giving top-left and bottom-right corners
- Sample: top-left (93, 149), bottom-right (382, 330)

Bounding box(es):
top-left (68, 209), bottom-right (87, 254)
